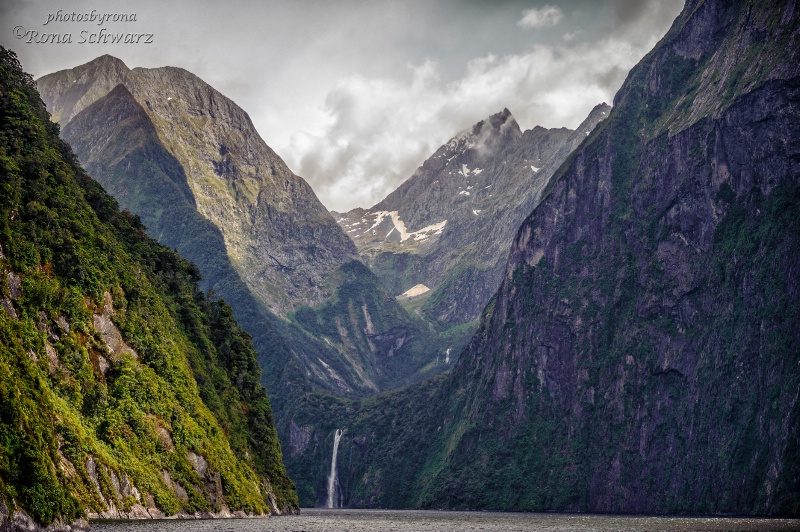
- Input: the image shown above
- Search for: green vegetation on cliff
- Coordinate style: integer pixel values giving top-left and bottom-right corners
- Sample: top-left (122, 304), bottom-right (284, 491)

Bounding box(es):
top-left (0, 47), bottom-right (297, 526)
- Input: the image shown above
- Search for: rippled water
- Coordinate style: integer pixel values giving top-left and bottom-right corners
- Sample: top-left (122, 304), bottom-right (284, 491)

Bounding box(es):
top-left (92, 508), bottom-right (799, 532)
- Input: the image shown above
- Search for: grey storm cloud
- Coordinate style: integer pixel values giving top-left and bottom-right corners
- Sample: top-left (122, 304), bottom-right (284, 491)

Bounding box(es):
top-left (611, 0), bottom-right (656, 26)
top-left (1, 0), bottom-right (684, 212)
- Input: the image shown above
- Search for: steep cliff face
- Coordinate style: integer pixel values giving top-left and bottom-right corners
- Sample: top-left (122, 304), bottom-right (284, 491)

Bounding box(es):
top-left (292, 0), bottom-right (800, 513)
top-left (423, 0), bottom-right (800, 513)
top-left (335, 105), bottom-right (609, 327)
top-left (0, 47), bottom-right (297, 530)
top-left (39, 57), bottom-right (357, 317)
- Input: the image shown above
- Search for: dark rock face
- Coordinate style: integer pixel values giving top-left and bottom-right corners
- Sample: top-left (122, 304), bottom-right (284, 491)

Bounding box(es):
top-left (301, 0), bottom-right (800, 514)
top-left (423, 0), bottom-right (800, 513)
top-left (336, 104), bottom-right (609, 327)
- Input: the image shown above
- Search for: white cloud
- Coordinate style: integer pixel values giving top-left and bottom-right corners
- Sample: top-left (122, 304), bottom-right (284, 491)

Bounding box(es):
top-left (8, 0), bottom-right (683, 214)
top-left (278, 31), bottom-right (668, 212)
top-left (518, 6), bottom-right (564, 29)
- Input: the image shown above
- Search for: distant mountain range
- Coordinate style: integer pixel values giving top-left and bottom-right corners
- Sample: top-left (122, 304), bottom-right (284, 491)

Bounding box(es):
top-left (36, 55), bottom-right (469, 409)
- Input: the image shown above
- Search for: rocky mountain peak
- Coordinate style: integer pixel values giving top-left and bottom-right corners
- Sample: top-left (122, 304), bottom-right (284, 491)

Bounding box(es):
top-left (442, 108), bottom-right (522, 161)
top-left (93, 53), bottom-right (129, 69)
top-left (582, 102), bottom-right (611, 128)
top-left (37, 54), bottom-right (132, 124)
top-left (336, 102), bottom-right (610, 325)
top-left (39, 56), bottom-right (359, 317)
top-left (477, 107), bottom-right (521, 138)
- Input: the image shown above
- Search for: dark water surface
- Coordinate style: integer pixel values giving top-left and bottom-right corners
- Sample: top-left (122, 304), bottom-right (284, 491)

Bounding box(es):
top-left (92, 509), bottom-right (799, 532)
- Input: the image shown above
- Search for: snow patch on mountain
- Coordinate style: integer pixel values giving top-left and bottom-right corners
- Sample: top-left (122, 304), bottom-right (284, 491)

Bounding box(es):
top-left (359, 211), bottom-right (446, 242)
top-left (400, 284), bottom-right (430, 298)
top-left (459, 164), bottom-right (483, 177)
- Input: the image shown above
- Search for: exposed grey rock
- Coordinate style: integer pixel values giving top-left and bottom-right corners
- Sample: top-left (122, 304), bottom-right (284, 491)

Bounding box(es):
top-left (161, 470), bottom-right (189, 502)
top-left (1, 298), bottom-right (16, 320)
top-left (55, 316), bottom-right (70, 335)
top-left (187, 451), bottom-right (208, 477)
top-left (91, 291), bottom-right (137, 359)
top-left (7, 272), bottom-right (21, 299)
top-left (156, 426), bottom-right (174, 452)
top-left (95, 354), bottom-right (109, 376)
top-left (45, 342), bottom-right (59, 373)
top-left (0, 504), bottom-right (90, 532)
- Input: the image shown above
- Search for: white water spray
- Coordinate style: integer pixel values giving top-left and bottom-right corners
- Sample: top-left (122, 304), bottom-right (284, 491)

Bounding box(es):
top-left (326, 428), bottom-right (343, 508)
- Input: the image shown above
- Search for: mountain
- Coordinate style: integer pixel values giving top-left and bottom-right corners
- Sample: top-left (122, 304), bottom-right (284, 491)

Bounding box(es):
top-left (38, 55), bottom-right (357, 318)
top-left (34, 55), bottom-right (475, 505)
top-left (0, 47), bottom-right (297, 530)
top-left (334, 103), bottom-right (609, 331)
top-left (288, 0), bottom-right (800, 513)
top-left (36, 57), bottom-right (464, 398)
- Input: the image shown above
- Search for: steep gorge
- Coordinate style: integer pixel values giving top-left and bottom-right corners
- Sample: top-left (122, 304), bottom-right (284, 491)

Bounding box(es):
top-left (288, 0), bottom-right (800, 513)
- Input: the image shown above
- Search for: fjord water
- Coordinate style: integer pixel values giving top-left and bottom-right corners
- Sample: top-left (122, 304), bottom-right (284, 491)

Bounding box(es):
top-left (92, 510), bottom-right (798, 532)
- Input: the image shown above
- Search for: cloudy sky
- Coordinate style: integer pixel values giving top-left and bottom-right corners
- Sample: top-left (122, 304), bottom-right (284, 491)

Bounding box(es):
top-left (1, 0), bottom-right (684, 211)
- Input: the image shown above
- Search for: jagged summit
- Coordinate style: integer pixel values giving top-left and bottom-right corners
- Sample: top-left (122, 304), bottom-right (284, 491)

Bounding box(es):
top-left (37, 54), bottom-right (132, 125)
top-left (336, 102), bottom-right (609, 324)
top-left (439, 108), bottom-right (522, 161)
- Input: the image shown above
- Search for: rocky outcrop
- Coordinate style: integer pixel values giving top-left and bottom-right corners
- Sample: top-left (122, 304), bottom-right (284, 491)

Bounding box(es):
top-left (0, 501), bottom-right (89, 532)
top-left (335, 104), bottom-right (609, 327)
top-left (91, 292), bottom-right (137, 360)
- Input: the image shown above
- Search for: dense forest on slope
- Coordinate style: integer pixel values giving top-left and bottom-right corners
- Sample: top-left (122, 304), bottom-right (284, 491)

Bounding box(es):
top-left (284, 0), bottom-right (800, 512)
top-left (0, 47), bottom-right (296, 528)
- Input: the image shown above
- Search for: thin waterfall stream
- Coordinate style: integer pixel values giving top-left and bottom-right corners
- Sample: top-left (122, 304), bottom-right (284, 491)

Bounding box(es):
top-left (326, 429), bottom-right (343, 508)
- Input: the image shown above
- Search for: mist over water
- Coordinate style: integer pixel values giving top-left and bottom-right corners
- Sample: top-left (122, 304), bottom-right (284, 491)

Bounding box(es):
top-left (92, 509), bottom-right (799, 532)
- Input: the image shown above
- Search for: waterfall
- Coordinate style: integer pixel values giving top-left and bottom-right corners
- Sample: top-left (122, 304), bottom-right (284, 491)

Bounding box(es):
top-left (326, 428), bottom-right (343, 508)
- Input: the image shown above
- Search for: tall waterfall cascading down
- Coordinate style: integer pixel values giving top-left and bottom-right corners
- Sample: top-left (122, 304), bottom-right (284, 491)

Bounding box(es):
top-left (326, 428), bottom-right (343, 508)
